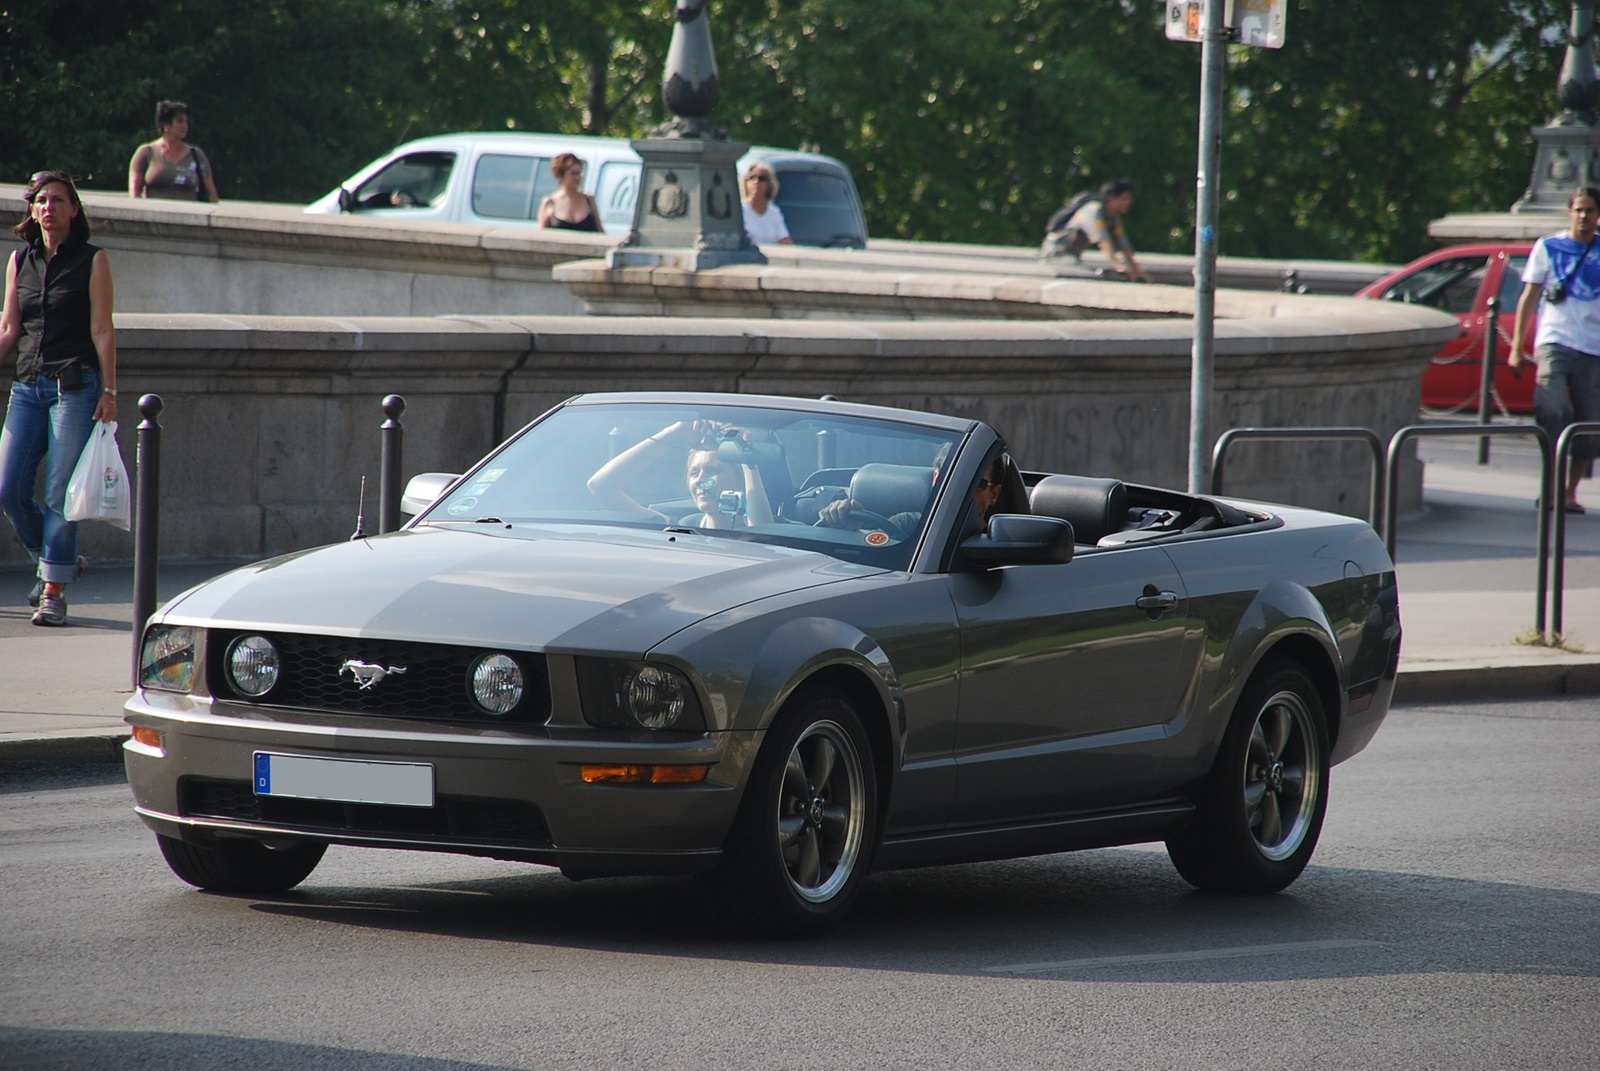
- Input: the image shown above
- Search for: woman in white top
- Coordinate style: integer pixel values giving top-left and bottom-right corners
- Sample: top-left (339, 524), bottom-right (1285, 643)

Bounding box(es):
top-left (741, 164), bottom-right (793, 245)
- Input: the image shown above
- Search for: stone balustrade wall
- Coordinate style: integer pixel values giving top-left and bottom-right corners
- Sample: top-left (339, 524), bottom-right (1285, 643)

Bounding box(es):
top-left (0, 296), bottom-right (1455, 567)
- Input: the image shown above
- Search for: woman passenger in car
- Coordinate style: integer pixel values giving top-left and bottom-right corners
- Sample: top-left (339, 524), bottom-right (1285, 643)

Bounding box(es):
top-left (587, 420), bottom-right (773, 529)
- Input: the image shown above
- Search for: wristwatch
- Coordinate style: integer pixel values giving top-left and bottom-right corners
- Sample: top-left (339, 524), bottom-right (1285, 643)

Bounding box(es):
top-left (102, 387), bottom-right (116, 397)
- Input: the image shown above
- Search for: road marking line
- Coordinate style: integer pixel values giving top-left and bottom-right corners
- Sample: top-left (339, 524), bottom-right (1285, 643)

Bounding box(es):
top-left (986, 939), bottom-right (1382, 975)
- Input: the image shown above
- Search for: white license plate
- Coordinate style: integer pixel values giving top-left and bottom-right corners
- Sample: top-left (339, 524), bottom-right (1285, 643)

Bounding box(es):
top-left (253, 752), bottom-right (434, 808)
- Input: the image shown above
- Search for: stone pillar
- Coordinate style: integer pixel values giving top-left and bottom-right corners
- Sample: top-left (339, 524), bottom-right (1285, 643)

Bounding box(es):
top-left (607, 0), bottom-right (765, 270)
top-left (1515, 1), bottom-right (1600, 212)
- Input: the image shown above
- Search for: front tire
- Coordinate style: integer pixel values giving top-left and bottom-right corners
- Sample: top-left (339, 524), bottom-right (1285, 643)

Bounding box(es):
top-left (1167, 660), bottom-right (1329, 893)
top-left (157, 833), bottom-right (326, 894)
top-left (710, 688), bottom-right (878, 936)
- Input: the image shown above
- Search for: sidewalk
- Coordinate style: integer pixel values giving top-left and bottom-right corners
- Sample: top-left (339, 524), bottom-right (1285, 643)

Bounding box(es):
top-left (3, 427), bottom-right (1598, 763)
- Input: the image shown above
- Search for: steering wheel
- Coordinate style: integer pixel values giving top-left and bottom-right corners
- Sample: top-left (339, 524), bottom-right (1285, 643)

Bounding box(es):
top-left (814, 506), bottom-right (906, 540)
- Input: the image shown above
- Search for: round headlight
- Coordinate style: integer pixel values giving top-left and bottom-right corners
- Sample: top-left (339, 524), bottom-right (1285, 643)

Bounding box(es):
top-left (227, 635), bottom-right (280, 698)
top-left (626, 665), bottom-right (688, 729)
top-left (470, 653), bottom-right (524, 715)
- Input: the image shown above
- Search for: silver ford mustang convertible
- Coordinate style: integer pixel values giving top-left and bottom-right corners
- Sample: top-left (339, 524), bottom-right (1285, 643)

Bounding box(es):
top-left (125, 392), bottom-right (1401, 934)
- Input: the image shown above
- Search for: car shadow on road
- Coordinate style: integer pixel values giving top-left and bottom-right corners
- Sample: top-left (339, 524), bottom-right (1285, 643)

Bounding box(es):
top-left (241, 847), bottom-right (1600, 984)
top-left (0, 1026), bottom-right (522, 1071)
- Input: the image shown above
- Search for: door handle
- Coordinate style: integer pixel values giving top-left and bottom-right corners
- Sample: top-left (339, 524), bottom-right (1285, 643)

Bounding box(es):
top-left (1135, 591), bottom-right (1179, 611)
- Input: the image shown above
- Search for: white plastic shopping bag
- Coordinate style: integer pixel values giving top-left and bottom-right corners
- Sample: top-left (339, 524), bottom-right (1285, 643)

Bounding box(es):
top-left (65, 421), bottom-right (131, 530)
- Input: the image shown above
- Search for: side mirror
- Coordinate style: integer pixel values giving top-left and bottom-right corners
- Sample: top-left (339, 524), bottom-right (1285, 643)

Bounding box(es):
top-left (960, 514), bottom-right (1075, 568)
top-left (401, 472), bottom-right (461, 517)
top-left (336, 187), bottom-right (355, 213)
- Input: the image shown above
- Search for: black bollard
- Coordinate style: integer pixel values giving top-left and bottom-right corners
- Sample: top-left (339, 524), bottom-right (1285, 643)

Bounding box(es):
top-left (1477, 297), bottom-right (1500, 464)
top-left (379, 395), bottom-right (406, 534)
top-left (131, 394), bottom-right (164, 686)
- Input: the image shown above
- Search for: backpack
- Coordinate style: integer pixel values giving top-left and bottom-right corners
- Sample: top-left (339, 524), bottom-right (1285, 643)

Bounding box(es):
top-left (1042, 192), bottom-right (1102, 257)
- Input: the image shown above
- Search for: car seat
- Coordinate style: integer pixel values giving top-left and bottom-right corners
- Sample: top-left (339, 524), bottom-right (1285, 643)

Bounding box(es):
top-left (1029, 475), bottom-right (1128, 545)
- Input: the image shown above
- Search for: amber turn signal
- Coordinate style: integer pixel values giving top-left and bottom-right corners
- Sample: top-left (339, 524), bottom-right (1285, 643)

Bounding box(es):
top-left (131, 725), bottom-right (164, 749)
top-left (580, 764), bottom-right (710, 784)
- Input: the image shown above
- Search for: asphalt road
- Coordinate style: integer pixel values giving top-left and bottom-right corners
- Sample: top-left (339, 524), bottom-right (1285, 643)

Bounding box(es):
top-left (3, 695), bottom-right (1598, 1071)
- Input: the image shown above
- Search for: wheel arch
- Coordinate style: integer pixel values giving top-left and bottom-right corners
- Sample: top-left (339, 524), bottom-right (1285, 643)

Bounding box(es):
top-left (1207, 579), bottom-right (1346, 752)
top-left (781, 663), bottom-right (897, 837)
top-left (1252, 633), bottom-right (1343, 753)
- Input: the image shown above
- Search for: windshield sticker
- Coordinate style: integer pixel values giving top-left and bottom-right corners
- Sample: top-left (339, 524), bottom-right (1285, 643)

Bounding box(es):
top-left (477, 468), bottom-right (507, 483)
top-left (467, 484), bottom-right (490, 496)
top-left (865, 531), bottom-right (890, 546)
top-left (447, 496), bottom-right (478, 516)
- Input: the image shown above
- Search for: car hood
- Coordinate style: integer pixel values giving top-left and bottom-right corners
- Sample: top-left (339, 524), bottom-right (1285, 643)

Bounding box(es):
top-left (159, 524), bottom-right (880, 654)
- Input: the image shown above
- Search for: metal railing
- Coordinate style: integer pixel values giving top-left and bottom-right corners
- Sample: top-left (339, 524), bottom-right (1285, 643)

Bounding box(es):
top-left (1384, 422), bottom-right (1552, 639)
top-left (1551, 421), bottom-right (1600, 639)
top-left (1210, 427), bottom-right (1384, 526)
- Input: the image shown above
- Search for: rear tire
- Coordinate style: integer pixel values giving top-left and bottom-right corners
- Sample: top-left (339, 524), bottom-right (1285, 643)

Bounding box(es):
top-left (157, 833), bottom-right (326, 894)
top-left (708, 687), bottom-right (878, 937)
top-left (1167, 660), bottom-right (1329, 893)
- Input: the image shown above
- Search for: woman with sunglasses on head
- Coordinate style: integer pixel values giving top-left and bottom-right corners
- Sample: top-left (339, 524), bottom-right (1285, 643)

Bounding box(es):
top-left (587, 420), bottom-right (773, 529)
top-left (0, 171), bottom-right (118, 626)
top-left (741, 164), bottom-right (793, 245)
top-left (129, 101), bottom-right (219, 203)
top-left (537, 153), bottom-right (603, 233)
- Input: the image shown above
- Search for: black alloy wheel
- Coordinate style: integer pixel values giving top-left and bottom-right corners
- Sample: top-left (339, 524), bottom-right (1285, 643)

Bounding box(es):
top-left (709, 687), bottom-right (878, 936)
top-left (1166, 659), bottom-right (1329, 893)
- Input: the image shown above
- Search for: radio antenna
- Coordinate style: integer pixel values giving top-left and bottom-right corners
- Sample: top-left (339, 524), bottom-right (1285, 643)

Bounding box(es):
top-left (350, 475), bottom-right (367, 541)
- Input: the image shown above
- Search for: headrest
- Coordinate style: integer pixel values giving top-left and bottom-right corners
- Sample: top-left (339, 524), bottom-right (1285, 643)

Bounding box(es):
top-left (1029, 475), bottom-right (1127, 545)
top-left (849, 464), bottom-right (936, 519)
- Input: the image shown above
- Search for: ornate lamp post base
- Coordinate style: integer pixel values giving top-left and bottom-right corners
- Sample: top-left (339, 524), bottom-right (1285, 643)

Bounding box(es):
top-left (607, 136), bottom-right (767, 270)
top-left (1514, 125), bottom-right (1600, 213)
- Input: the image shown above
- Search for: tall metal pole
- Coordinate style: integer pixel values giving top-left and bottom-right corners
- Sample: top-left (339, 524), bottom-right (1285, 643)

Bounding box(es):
top-left (1189, 0), bottom-right (1227, 493)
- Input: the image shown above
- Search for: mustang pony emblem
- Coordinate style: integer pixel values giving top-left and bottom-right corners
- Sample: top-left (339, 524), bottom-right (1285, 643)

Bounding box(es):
top-left (339, 660), bottom-right (408, 690)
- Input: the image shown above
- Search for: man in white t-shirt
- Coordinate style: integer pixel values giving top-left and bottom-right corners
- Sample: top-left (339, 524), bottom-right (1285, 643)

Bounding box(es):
top-left (1511, 186), bottom-right (1600, 513)
top-left (741, 164), bottom-right (793, 246)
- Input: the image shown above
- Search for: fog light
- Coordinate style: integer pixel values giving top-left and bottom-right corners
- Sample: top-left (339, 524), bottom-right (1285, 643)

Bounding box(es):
top-left (227, 635), bottom-right (280, 698)
top-left (469, 653), bottom-right (524, 715)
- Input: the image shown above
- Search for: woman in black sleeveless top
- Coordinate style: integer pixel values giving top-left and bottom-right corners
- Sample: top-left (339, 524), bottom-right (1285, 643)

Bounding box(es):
top-left (537, 153), bottom-right (603, 233)
top-left (0, 171), bottom-right (119, 626)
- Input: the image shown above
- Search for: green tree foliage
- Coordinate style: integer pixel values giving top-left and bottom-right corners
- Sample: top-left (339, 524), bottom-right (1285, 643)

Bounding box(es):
top-left (0, 0), bottom-right (1576, 261)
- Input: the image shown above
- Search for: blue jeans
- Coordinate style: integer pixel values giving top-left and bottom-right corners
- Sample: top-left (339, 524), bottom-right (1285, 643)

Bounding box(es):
top-left (0, 368), bottom-right (102, 584)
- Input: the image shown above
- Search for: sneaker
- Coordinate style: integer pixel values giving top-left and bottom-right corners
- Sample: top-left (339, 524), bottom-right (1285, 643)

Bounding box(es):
top-left (32, 590), bottom-right (67, 626)
top-left (26, 556), bottom-right (87, 608)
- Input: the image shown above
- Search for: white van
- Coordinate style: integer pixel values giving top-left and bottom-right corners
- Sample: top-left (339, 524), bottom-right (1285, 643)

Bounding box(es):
top-left (305, 132), bottom-right (869, 248)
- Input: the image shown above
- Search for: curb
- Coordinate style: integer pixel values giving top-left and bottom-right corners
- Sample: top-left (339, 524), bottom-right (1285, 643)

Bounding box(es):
top-left (0, 728), bottom-right (127, 766)
top-left (1392, 661), bottom-right (1600, 704)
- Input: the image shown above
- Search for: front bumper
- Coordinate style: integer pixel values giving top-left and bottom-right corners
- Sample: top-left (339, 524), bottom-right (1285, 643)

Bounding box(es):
top-left (124, 689), bottom-right (757, 876)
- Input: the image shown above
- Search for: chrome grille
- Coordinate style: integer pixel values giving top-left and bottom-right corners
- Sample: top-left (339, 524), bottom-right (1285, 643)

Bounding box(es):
top-left (208, 631), bottom-right (550, 724)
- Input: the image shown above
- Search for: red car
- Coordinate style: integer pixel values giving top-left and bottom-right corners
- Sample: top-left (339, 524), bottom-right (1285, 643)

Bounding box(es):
top-left (1356, 243), bottom-right (1534, 413)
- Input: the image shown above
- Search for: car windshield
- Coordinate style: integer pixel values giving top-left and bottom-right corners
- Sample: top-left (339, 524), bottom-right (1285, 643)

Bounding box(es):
top-left (776, 170), bottom-right (865, 248)
top-left (352, 152), bottom-right (455, 210)
top-left (423, 400), bottom-right (966, 568)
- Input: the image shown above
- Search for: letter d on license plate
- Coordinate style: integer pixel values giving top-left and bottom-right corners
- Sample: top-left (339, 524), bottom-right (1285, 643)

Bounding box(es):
top-left (254, 752), bottom-right (434, 808)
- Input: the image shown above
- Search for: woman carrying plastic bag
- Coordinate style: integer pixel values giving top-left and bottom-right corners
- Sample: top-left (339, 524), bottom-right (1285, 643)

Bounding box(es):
top-left (0, 171), bottom-right (119, 627)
